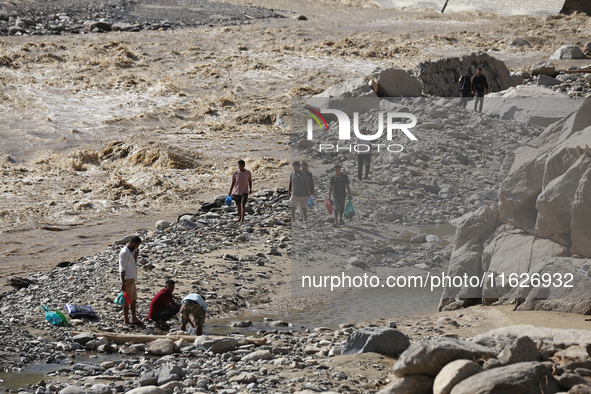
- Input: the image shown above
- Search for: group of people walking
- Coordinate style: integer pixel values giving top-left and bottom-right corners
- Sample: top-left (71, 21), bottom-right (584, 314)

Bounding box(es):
top-left (458, 66), bottom-right (489, 112)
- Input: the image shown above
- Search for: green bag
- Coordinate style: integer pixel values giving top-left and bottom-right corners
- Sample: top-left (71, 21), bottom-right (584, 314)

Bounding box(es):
top-left (344, 198), bottom-right (355, 219)
top-left (55, 310), bottom-right (68, 325)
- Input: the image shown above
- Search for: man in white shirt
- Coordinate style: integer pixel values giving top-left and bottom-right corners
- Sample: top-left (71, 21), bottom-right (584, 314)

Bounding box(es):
top-left (179, 294), bottom-right (207, 335)
top-left (119, 235), bottom-right (142, 326)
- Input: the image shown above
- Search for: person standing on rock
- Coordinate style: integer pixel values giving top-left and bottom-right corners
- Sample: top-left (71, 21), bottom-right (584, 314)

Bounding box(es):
top-left (471, 67), bottom-right (489, 113)
top-left (148, 279), bottom-right (181, 330)
top-left (228, 159), bottom-right (252, 223)
top-left (458, 68), bottom-right (473, 108)
top-left (301, 161), bottom-right (315, 198)
top-left (328, 164), bottom-right (351, 227)
top-left (355, 129), bottom-right (372, 181)
top-left (179, 293), bottom-right (207, 335)
top-left (288, 161), bottom-right (311, 222)
top-left (119, 235), bottom-right (142, 326)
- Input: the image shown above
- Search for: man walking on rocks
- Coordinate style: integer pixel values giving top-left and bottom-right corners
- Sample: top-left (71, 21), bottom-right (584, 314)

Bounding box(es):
top-left (301, 162), bottom-right (315, 198)
top-left (328, 164), bottom-right (351, 227)
top-left (288, 161), bottom-right (311, 222)
top-left (356, 129), bottom-right (372, 181)
top-left (179, 293), bottom-right (207, 335)
top-left (228, 159), bottom-right (252, 223)
top-left (148, 279), bottom-right (181, 330)
top-left (458, 68), bottom-right (473, 108)
top-left (119, 235), bottom-right (142, 326)
top-left (471, 67), bottom-right (489, 113)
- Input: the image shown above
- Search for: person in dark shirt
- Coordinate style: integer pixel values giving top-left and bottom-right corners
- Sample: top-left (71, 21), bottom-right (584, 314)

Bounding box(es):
top-left (148, 279), bottom-right (180, 330)
top-left (301, 162), bottom-right (315, 197)
top-left (328, 164), bottom-right (352, 227)
top-left (471, 67), bottom-right (489, 113)
top-left (288, 161), bottom-right (311, 222)
top-left (458, 68), bottom-right (473, 108)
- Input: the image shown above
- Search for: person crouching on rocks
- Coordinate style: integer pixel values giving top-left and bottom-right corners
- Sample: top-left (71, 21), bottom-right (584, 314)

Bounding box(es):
top-left (148, 279), bottom-right (181, 330)
top-left (228, 159), bottom-right (252, 223)
top-left (179, 294), bottom-right (207, 335)
top-left (119, 235), bottom-right (142, 327)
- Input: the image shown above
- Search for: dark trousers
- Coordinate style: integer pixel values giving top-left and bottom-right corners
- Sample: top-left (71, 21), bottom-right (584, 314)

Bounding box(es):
top-left (460, 90), bottom-right (472, 108)
top-left (357, 154), bottom-right (371, 180)
top-left (152, 307), bottom-right (180, 323)
top-left (474, 91), bottom-right (485, 112)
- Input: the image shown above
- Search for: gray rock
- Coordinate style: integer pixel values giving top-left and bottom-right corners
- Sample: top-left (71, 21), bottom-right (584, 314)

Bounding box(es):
top-left (229, 372), bottom-right (256, 383)
top-left (157, 365), bottom-right (184, 385)
top-left (449, 362), bottom-right (558, 394)
top-left (179, 218), bottom-right (196, 230)
top-left (377, 374), bottom-right (433, 394)
top-left (571, 165), bottom-right (591, 258)
top-left (550, 45), bottom-right (586, 60)
top-left (155, 220), bottom-right (170, 230)
top-left (569, 384), bottom-right (591, 394)
top-left (555, 373), bottom-right (591, 390)
top-left (426, 235), bottom-right (442, 243)
top-left (85, 21), bottom-right (112, 31)
top-left (146, 338), bottom-right (174, 356)
top-left (433, 360), bottom-right (483, 394)
top-left (139, 370), bottom-right (159, 386)
top-left (531, 61), bottom-right (556, 77)
top-left (536, 74), bottom-right (562, 86)
top-left (111, 22), bottom-right (141, 31)
top-left (8, 26), bottom-right (27, 35)
top-left (241, 350), bottom-right (274, 362)
top-left (72, 333), bottom-right (96, 346)
top-left (87, 384), bottom-right (110, 394)
top-left (393, 337), bottom-right (495, 377)
top-left (508, 38), bottom-right (531, 48)
top-left (126, 387), bottom-right (164, 394)
top-left (498, 336), bottom-right (540, 365)
top-left (369, 67), bottom-right (422, 97)
top-left (411, 233), bottom-right (427, 243)
top-left (58, 387), bottom-right (86, 394)
top-left (195, 336), bottom-right (238, 353)
top-left (305, 78), bottom-right (380, 117)
top-left (342, 327), bottom-right (410, 356)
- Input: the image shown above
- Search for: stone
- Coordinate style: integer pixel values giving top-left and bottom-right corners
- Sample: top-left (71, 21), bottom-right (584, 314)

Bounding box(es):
top-left (111, 22), bottom-right (141, 31)
top-left (306, 78), bottom-right (380, 117)
top-left (85, 339), bottom-right (101, 351)
top-left (410, 52), bottom-right (514, 97)
top-left (85, 21), bottom-right (112, 31)
top-left (433, 360), bottom-right (483, 394)
top-left (536, 74), bottom-right (562, 86)
top-left (570, 384), bottom-right (591, 394)
top-left (377, 374), bottom-right (433, 394)
top-left (369, 67), bottom-right (422, 97)
top-left (229, 372), bottom-right (256, 383)
top-left (241, 350), bottom-right (274, 362)
top-left (426, 235), bottom-right (442, 243)
top-left (508, 37), bottom-right (531, 48)
top-left (159, 382), bottom-right (186, 390)
top-left (139, 370), bottom-right (159, 386)
top-left (411, 233), bottom-right (427, 243)
top-left (179, 217), bottom-right (196, 230)
top-left (297, 139), bottom-right (315, 148)
top-left (195, 336), bottom-right (238, 353)
top-left (531, 61), bottom-right (556, 77)
top-left (270, 320), bottom-right (289, 326)
top-left (72, 333), bottom-right (96, 346)
top-left (8, 26), bottom-right (27, 35)
top-left (146, 338), bottom-right (174, 356)
top-left (342, 327), bottom-right (410, 356)
top-left (59, 387), bottom-right (86, 394)
top-left (550, 45), bottom-right (586, 60)
top-left (555, 373), bottom-right (591, 390)
top-left (393, 337), bottom-right (495, 377)
top-left (571, 165), bottom-right (591, 258)
top-left (294, 14), bottom-right (307, 20)
top-left (155, 220), bottom-right (170, 230)
top-left (157, 365), bottom-right (184, 385)
top-left (126, 387), bottom-right (164, 394)
top-left (497, 336), bottom-right (540, 365)
top-left (87, 384), bottom-right (110, 394)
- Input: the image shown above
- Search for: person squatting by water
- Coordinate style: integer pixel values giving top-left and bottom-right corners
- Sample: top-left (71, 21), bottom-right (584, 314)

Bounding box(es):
top-left (288, 161), bottom-right (311, 222)
top-left (179, 293), bottom-right (207, 335)
top-left (119, 235), bottom-right (142, 326)
top-left (328, 164), bottom-right (352, 227)
top-left (228, 159), bottom-right (252, 223)
top-left (472, 67), bottom-right (489, 113)
top-left (148, 279), bottom-right (181, 330)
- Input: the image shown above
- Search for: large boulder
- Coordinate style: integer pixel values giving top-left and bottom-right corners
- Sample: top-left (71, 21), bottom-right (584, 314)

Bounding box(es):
top-left (550, 45), bottom-right (586, 60)
top-left (368, 67), bottom-right (422, 97)
top-left (72, 333), bottom-right (97, 346)
top-left (195, 336), bottom-right (238, 353)
top-left (146, 339), bottom-right (174, 356)
top-left (433, 360), bottom-right (483, 394)
top-left (341, 327), bottom-right (410, 356)
top-left (571, 165), bottom-right (591, 257)
top-left (157, 365), bottom-right (184, 385)
top-left (393, 338), bottom-right (496, 378)
top-left (497, 336), bottom-right (540, 365)
top-left (377, 374), bottom-right (433, 394)
top-left (449, 362), bottom-right (558, 394)
top-left (410, 52), bottom-right (514, 97)
top-left (531, 61), bottom-right (556, 77)
top-left (305, 78), bottom-right (380, 116)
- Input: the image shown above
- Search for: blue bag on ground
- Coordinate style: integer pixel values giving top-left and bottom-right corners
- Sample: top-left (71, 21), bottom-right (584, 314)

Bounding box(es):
top-left (344, 198), bottom-right (355, 219)
top-left (307, 197), bottom-right (315, 207)
top-left (43, 305), bottom-right (63, 325)
top-left (64, 304), bottom-right (97, 318)
top-left (114, 292), bottom-right (125, 305)
top-left (224, 195), bottom-right (232, 207)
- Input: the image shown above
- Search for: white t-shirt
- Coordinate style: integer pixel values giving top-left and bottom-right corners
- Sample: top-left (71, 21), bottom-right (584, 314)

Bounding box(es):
top-left (118, 246), bottom-right (137, 280)
top-left (182, 294), bottom-right (207, 311)
top-left (356, 137), bottom-right (371, 155)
